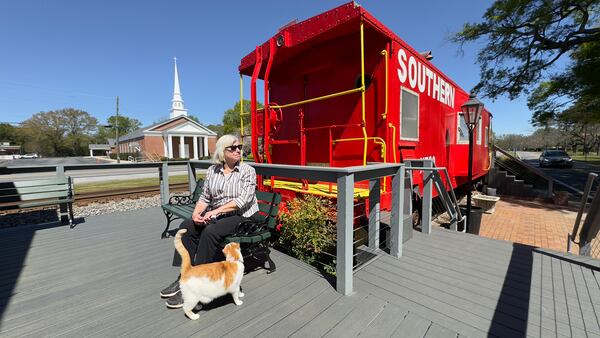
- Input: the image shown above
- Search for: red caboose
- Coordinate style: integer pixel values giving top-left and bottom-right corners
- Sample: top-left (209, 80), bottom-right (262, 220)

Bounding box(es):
top-left (238, 2), bottom-right (492, 207)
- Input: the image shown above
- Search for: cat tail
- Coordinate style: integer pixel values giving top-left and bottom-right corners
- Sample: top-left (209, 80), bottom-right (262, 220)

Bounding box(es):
top-left (174, 229), bottom-right (191, 274)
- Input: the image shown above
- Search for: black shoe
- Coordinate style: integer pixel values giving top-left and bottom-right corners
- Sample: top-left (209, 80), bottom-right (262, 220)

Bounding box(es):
top-left (160, 279), bottom-right (180, 298)
top-left (165, 292), bottom-right (183, 309)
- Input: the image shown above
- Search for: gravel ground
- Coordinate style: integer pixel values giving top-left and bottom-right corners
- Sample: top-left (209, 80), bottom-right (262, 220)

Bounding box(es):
top-left (0, 195), bottom-right (163, 228)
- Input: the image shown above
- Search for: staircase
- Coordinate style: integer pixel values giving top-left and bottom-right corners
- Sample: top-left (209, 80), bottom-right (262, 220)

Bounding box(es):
top-left (488, 167), bottom-right (542, 198)
top-left (488, 146), bottom-right (553, 199)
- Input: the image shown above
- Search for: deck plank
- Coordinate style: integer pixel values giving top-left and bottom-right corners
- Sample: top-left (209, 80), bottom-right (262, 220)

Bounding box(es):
top-left (1, 208), bottom-right (600, 338)
top-left (323, 294), bottom-right (388, 337)
top-left (357, 302), bottom-right (408, 337)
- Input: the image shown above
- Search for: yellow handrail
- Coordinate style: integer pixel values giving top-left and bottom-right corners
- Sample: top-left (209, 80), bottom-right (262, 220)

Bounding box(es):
top-left (334, 136), bottom-right (387, 191)
top-left (269, 87), bottom-right (363, 110)
top-left (239, 74), bottom-right (244, 163)
top-left (380, 49), bottom-right (388, 120)
top-left (239, 74), bottom-right (244, 138)
top-left (388, 123), bottom-right (397, 163)
top-left (360, 22), bottom-right (368, 166)
top-left (333, 137), bottom-right (386, 161)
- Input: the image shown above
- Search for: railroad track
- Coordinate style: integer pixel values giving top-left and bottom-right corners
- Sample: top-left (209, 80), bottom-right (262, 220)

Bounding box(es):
top-left (75, 183), bottom-right (190, 206)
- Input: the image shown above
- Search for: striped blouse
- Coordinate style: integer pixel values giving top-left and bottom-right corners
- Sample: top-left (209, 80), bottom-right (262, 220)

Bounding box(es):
top-left (198, 162), bottom-right (259, 218)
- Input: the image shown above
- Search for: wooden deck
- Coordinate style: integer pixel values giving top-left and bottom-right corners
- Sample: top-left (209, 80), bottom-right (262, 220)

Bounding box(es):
top-left (1, 207), bottom-right (599, 337)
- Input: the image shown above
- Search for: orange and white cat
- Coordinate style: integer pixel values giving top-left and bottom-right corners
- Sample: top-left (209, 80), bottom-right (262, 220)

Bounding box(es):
top-left (174, 229), bottom-right (245, 320)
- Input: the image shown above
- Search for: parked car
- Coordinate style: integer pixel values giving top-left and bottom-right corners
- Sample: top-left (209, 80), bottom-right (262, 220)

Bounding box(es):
top-left (20, 153), bottom-right (38, 159)
top-left (539, 150), bottom-right (573, 168)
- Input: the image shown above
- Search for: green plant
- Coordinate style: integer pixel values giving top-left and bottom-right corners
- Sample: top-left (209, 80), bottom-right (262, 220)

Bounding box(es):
top-left (278, 195), bottom-right (337, 274)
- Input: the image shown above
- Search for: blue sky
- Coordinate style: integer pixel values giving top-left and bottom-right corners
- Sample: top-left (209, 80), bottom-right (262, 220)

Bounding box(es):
top-left (0, 1), bottom-right (559, 135)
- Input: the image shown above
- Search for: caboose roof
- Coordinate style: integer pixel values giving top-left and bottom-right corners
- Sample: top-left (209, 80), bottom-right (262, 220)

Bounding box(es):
top-left (238, 1), bottom-right (463, 93)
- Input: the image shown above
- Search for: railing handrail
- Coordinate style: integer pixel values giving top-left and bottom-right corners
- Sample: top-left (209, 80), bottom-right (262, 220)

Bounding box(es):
top-left (2, 160), bottom-right (416, 297)
top-left (568, 172), bottom-right (599, 253)
top-left (494, 145), bottom-right (553, 197)
top-left (187, 160), bottom-right (409, 296)
top-left (494, 145), bottom-right (553, 182)
top-left (0, 161), bottom-right (189, 175)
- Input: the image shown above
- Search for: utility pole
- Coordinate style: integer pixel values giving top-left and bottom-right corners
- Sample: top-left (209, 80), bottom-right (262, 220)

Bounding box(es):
top-left (116, 96), bottom-right (120, 164)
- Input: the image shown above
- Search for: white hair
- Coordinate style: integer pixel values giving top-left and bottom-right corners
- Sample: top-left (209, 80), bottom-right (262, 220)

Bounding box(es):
top-left (212, 134), bottom-right (239, 164)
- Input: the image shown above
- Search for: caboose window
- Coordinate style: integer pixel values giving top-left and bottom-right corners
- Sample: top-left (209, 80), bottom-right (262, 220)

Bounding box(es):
top-left (477, 116), bottom-right (482, 145)
top-left (400, 88), bottom-right (419, 140)
top-left (485, 126), bottom-right (489, 147)
top-left (457, 113), bottom-right (468, 144)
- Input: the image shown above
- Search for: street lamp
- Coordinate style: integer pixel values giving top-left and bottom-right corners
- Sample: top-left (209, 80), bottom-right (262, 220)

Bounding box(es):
top-left (461, 93), bottom-right (484, 233)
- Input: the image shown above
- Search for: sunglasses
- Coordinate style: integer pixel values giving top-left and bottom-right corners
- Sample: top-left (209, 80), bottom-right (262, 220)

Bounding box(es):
top-left (225, 144), bottom-right (243, 152)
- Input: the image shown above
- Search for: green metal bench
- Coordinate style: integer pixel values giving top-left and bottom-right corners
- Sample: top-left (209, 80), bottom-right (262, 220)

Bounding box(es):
top-left (224, 190), bottom-right (282, 273)
top-left (160, 179), bottom-right (205, 239)
top-left (0, 177), bottom-right (75, 227)
top-left (160, 181), bottom-right (281, 272)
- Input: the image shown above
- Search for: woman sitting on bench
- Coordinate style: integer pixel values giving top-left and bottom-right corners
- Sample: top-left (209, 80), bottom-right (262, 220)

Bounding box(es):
top-left (160, 134), bottom-right (260, 309)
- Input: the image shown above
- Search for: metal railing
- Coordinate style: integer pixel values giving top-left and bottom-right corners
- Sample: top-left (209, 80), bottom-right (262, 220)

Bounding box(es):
top-left (404, 159), bottom-right (465, 232)
top-left (568, 172), bottom-right (600, 257)
top-left (181, 160), bottom-right (413, 295)
top-left (1, 160), bottom-right (434, 296)
top-left (494, 145), bottom-right (553, 197)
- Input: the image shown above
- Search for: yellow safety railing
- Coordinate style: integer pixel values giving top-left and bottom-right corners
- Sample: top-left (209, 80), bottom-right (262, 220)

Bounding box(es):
top-left (360, 22), bottom-right (368, 166)
top-left (239, 74), bottom-right (244, 139)
top-left (333, 136), bottom-right (387, 191)
top-left (268, 87), bottom-right (364, 110)
top-left (388, 123), bottom-right (397, 163)
top-left (380, 49), bottom-right (388, 120)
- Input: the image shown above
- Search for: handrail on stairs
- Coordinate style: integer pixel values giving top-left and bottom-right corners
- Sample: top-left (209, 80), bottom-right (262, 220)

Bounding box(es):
top-left (493, 145), bottom-right (554, 198)
top-left (568, 172), bottom-right (599, 254)
top-left (404, 165), bottom-right (465, 232)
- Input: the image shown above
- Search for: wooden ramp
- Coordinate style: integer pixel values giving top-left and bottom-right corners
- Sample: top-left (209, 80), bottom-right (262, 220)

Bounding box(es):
top-left (1, 207), bottom-right (599, 337)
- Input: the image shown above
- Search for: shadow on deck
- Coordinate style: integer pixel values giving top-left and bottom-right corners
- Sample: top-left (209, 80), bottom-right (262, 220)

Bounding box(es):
top-left (1, 207), bottom-right (599, 337)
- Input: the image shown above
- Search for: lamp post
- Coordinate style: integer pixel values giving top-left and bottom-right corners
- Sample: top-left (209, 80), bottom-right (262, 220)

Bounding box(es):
top-left (461, 93), bottom-right (484, 233)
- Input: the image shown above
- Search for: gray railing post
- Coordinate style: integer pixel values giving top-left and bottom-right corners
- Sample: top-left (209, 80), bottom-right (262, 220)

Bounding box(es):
top-left (159, 162), bottom-right (170, 205)
top-left (187, 162), bottom-right (196, 193)
top-left (421, 161), bottom-right (433, 234)
top-left (390, 166), bottom-right (405, 258)
top-left (56, 165), bottom-right (68, 223)
top-left (368, 178), bottom-right (380, 250)
top-left (547, 180), bottom-right (553, 199)
top-left (55, 165), bottom-right (65, 178)
top-left (579, 186), bottom-right (600, 256)
top-left (336, 172), bottom-right (354, 295)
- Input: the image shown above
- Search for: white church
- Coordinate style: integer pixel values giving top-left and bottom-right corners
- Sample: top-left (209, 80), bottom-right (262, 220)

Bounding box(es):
top-left (114, 58), bottom-right (217, 160)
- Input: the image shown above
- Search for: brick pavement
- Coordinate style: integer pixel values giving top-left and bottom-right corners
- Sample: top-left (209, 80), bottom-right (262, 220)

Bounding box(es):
top-left (479, 197), bottom-right (580, 254)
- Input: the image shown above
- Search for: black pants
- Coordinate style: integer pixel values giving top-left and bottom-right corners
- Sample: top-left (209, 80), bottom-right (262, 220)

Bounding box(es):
top-left (172, 212), bottom-right (259, 266)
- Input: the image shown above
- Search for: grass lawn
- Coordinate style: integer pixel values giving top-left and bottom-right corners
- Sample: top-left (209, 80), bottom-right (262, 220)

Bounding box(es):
top-left (74, 174), bottom-right (205, 194)
top-left (571, 153), bottom-right (600, 165)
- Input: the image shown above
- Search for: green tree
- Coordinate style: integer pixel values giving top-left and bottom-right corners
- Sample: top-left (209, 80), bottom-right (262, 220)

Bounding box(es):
top-left (528, 41), bottom-right (600, 124)
top-left (97, 115), bottom-right (142, 142)
top-left (205, 124), bottom-right (224, 137)
top-left (222, 99), bottom-right (262, 135)
top-left (453, 0), bottom-right (600, 100)
top-left (21, 108), bottom-right (98, 156)
top-left (0, 123), bottom-right (21, 145)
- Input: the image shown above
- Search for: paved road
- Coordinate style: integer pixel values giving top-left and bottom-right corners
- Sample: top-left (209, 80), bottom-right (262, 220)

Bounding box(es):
top-left (0, 157), bottom-right (191, 184)
top-left (517, 151), bottom-right (600, 194)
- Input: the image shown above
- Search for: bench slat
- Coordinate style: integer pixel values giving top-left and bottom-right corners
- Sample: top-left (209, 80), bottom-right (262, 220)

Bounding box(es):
top-left (0, 184), bottom-right (70, 196)
top-left (0, 190), bottom-right (70, 203)
top-left (0, 197), bottom-right (74, 209)
top-left (0, 178), bottom-right (68, 189)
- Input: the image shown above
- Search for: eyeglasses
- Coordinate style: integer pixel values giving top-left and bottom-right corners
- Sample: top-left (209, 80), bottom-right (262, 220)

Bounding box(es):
top-left (225, 144), bottom-right (243, 152)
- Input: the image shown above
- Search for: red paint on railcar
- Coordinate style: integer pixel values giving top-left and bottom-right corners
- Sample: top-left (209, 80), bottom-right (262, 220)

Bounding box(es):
top-left (239, 2), bottom-right (492, 206)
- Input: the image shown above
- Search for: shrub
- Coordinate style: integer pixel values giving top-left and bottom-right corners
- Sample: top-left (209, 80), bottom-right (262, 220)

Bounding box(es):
top-left (277, 195), bottom-right (337, 274)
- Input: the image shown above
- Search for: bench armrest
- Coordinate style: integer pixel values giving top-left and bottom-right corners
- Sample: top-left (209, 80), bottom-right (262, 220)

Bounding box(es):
top-left (169, 195), bottom-right (194, 206)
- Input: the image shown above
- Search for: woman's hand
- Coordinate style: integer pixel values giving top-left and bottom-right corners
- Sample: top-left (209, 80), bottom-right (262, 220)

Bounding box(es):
top-left (203, 210), bottom-right (220, 221)
top-left (192, 212), bottom-right (213, 224)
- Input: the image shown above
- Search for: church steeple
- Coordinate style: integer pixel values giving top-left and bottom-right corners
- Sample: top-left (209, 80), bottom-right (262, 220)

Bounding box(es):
top-left (170, 57), bottom-right (188, 119)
